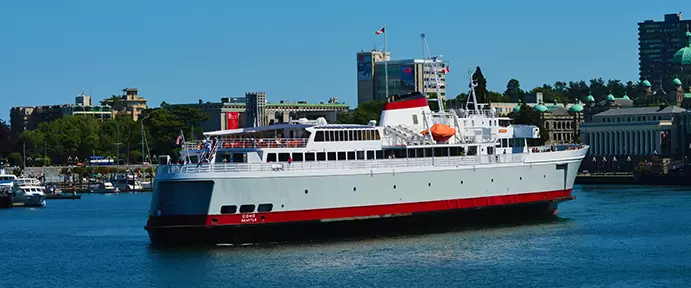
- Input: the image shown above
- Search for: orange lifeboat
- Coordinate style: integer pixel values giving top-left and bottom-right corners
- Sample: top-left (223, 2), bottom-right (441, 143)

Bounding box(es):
top-left (420, 124), bottom-right (456, 142)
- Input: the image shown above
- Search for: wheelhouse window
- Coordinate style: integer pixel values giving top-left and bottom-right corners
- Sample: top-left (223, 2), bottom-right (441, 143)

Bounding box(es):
top-left (315, 131), bottom-right (325, 142)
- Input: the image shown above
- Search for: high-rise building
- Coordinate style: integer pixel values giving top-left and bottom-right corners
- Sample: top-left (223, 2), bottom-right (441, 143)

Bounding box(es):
top-left (245, 92), bottom-right (267, 127)
top-left (356, 50), bottom-right (447, 105)
top-left (357, 50), bottom-right (390, 105)
top-left (638, 13), bottom-right (691, 90)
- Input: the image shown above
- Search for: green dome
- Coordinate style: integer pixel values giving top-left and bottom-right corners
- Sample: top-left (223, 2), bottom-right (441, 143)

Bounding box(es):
top-left (569, 103), bottom-right (583, 113)
top-left (586, 95), bottom-right (595, 102)
top-left (622, 95), bottom-right (631, 100)
top-left (672, 30), bottom-right (691, 65)
top-left (513, 104), bottom-right (521, 113)
top-left (606, 94), bottom-right (615, 101)
top-left (642, 80), bottom-right (652, 87)
top-left (533, 103), bottom-right (548, 113)
top-left (673, 78), bottom-right (683, 86)
top-left (686, 93), bottom-right (691, 99)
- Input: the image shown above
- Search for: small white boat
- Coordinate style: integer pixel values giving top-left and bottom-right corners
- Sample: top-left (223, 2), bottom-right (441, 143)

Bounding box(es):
top-left (13, 185), bottom-right (47, 207)
top-left (115, 174), bottom-right (143, 191)
top-left (90, 182), bottom-right (117, 194)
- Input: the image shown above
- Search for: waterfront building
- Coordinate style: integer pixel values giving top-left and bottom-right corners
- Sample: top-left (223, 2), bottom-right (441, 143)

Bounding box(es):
top-left (672, 28), bottom-right (691, 89)
top-left (245, 92), bottom-right (267, 128)
top-left (100, 88), bottom-right (148, 121)
top-left (356, 50), bottom-right (447, 104)
top-left (10, 93), bottom-right (112, 133)
top-left (167, 95), bottom-right (349, 132)
top-left (531, 100), bottom-right (582, 145)
top-left (638, 13), bottom-right (691, 90)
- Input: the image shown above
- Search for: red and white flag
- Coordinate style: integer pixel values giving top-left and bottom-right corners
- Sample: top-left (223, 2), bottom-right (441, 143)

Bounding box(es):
top-left (375, 26), bottom-right (385, 35)
top-left (440, 65), bottom-right (450, 74)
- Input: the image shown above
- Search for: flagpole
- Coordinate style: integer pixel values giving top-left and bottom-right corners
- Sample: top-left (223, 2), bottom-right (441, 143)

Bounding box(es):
top-left (383, 25), bottom-right (388, 102)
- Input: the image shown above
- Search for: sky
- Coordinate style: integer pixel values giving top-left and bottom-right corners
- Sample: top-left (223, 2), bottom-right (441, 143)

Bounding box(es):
top-left (0, 0), bottom-right (688, 121)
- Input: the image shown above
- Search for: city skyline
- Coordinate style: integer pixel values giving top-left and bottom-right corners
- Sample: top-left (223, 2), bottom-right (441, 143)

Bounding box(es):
top-left (1, 0), bottom-right (686, 121)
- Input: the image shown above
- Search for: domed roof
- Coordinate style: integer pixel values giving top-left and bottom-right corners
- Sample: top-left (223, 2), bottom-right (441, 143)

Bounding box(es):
top-left (673, 78), bottom-right (683, 86)
top-left (642, 80), bottom-right (652, 87)
top-left (672, 29), bottom-right (691, 65)
top-left (586, 95), bottom-right (595, 102)
top-left (533, 103), bottom-right (548, 113)
top-left (606, 94), bottom-right (615, 101)
top-left (686, 93), bottom-right (691, 99)
top-left (513, 104), bottom-right (521, 113)
top-left (569, 103), bottom-right (583, 113)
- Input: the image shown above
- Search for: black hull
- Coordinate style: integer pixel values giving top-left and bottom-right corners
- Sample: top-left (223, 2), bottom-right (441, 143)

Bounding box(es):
top-left (147, 201), bottom-right (565, 247)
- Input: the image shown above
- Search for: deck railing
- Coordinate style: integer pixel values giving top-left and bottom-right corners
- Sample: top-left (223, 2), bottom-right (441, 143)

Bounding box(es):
top-left (163, 153), bottom-right (531, 174)
top-left (183, 137), bottom-right (309, 150)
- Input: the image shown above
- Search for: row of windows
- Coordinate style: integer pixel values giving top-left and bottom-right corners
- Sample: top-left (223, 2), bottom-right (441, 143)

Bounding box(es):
top-left (265, 146), bottom-right (506, 163)
top-left (601, 115), bottom-right (664, 123)
top-left (314, 130), bottom-right (381, 142)
top-left (221, 203), bottom-right (274, 214)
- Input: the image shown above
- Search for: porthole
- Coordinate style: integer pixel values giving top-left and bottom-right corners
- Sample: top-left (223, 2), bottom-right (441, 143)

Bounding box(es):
top-left (260, 216), bottom-right (265, 220)
top-left (428, 183), bottom-right (431, 187)
top-left (211, 218), bottom-right (218, 223)
top-left (460, 181), bottom-right (464, 184)
top-left (353, 187), bottom-right (357, 191)
top-left (393, 185), bottom-right (397, 189)
top-left (520, 177), bottom-right (522, 180)
top-left (544, 175), bottom-right (546, 178)
top-left (491, 179), bottom-right (494, 182)
top-left (305, 189), bottom-right (308, 194)
top-left (281, 204), bottom-right (285, 208)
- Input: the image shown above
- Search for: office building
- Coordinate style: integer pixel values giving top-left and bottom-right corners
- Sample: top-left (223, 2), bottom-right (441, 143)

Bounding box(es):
top-left (168, 95), bottom-right (348, 132)
top-left (245, 92), bottom-right (267, 128)
top-left (638, 13), bottom-right (691, 90)
top-left (100, 88), bottom-right (148, 121)
top-left (10, 93), bottom-right (113, 133)
top-left (356, 51), bottom-right (447, 105)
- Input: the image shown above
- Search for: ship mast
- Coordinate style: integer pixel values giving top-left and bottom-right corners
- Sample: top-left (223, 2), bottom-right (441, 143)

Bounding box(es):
top-left (420, 34), bottom-right (445, 113)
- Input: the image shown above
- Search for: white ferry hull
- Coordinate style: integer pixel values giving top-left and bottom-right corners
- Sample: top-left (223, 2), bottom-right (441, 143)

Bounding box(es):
top-left (146, 149), bottom-right (586, 246)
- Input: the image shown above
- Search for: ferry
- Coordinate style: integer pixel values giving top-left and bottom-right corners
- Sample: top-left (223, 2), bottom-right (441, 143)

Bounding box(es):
top-left (145, 79), bottom-right (588, 246)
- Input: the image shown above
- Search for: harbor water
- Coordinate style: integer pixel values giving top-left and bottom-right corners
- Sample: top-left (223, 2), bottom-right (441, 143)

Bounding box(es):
top-left (1, 185), bottom-right (690, 287)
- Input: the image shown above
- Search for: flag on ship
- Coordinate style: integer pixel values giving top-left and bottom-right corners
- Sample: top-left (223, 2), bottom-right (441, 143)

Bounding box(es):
top-left (175, 129), bottom-right (185, 146)
top-left (375, 26), bottom-right (385, 35)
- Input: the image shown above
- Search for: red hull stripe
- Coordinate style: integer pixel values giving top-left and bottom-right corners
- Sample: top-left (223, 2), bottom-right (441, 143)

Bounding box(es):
top-left (147, 189), bottom-right (572, 228)
top-left (383, 97), bottom-right (429, 111)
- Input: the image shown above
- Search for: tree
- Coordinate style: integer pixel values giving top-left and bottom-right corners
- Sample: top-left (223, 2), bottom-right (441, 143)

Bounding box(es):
top-left (337, 100), bottom-right (384, 125)
top-left (0, 120), bottom-right (15, 158)
top-left (143, 106), bottom-right (208, 160)
top-left (504, 79), bottom-right (524, 102)
top-left (7, 152), bottom-right (22, 167)
top-left (472, 67), bottom-right (488, 103)
top-left (589, 78), bottom-right (608, 101)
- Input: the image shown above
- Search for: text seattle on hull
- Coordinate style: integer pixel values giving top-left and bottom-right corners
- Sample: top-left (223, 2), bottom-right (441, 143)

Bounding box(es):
top-left (145, 44), bottom-right (588, 246)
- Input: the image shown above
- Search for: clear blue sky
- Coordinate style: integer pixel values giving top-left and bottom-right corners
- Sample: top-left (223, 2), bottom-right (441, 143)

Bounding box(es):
top-left (0, 0), bottom-right (687, 121)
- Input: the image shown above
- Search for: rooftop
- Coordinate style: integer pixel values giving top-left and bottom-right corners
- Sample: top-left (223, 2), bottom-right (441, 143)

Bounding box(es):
top-left (593, 106), bottom-right (686, 117)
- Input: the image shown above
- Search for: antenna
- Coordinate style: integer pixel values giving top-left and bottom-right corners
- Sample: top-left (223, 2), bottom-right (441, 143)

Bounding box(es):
top-left (420, 34), bottom-right (445, 112)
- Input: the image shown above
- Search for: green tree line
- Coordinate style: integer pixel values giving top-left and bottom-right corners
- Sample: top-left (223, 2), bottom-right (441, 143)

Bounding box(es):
top-left (0, 105), bottom-right (207, 167)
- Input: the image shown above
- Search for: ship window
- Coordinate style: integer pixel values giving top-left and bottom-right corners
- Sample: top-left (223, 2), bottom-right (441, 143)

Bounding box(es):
top-left (375, 150), bottom-right (383, 159)
top-left (337, 151), bottom-right (346, 160)
top-left (412, 114), bottom-right (419, 125)
top-left (239, 204), bottom-right (255, 213)
top-left (363, 130), bottom-right (371, 141)
top-left (357, 151), bottom-right (365, 160)
top-left (366, 151), bottom-right (375, 159)
top-left (305, 153), bottom-right (315, 161)
top-left (315, 131), bottom-right (325, 142)
top-left (220, 205), bottom-right (237, 214)
top-left (338, 131), bottom-right (345, 141)
top-left (232, 153), bottom-right (247, 163)
top-left (347, 151), bottom-right (356, 160)
top-left (467, 146), bottom-right (478, 156)
top-left (349, 130), bottom-right (354, 141)
top-left (317, 152), bottom-right (326, 161)
top-left (327, 152), bottom-right (337, 160)
top-left (278, 153), bottom-right (290, 162)
top-left (374, 130), bottom-right (381, 140)
top-left (329, 131), bottom-right (336, 141)
top-left (257, 204), bottom-right (273, 212)
top-left (292, 153), bottom-right (303, 162)
top-left (450, 147), bottom-right (460, 156)
top-left (266, 153), bottom-right (277, 162)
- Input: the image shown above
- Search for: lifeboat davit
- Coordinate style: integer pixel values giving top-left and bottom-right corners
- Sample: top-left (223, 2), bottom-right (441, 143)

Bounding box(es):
top-left (420, 124), bottom-right (456, 142)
